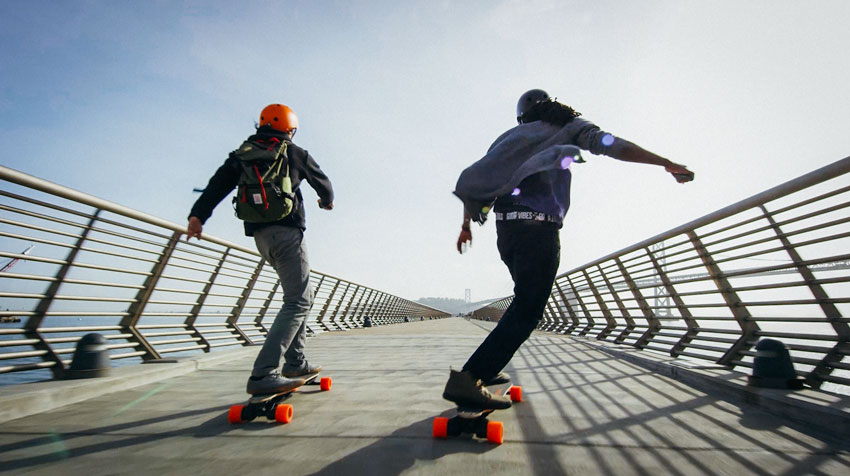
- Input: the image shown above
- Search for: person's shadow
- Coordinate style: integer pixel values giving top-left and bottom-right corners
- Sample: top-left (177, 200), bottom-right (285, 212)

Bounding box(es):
top-left (303, 414), bottom-right (499, 476)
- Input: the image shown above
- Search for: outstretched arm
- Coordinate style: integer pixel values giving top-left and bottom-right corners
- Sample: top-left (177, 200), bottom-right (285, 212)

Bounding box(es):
top-left (456, 209), bottom-right (472, 254)
top-left (607, 141), bottom-right (693, 183)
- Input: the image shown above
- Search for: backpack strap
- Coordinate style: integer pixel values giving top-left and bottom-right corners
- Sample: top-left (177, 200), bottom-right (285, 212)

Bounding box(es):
top-left (260, 140), bottom-right (289, 183)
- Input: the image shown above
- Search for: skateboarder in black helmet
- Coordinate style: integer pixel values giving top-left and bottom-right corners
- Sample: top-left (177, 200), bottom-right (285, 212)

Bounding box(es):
top-left (444, 89), bottom-right (693, 408)
top-left (187, 103), bottom-right (334, 396)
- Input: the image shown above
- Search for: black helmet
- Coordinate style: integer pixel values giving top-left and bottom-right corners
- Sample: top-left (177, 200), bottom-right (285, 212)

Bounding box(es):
top-left (516, 89), bottom-right (551, 124)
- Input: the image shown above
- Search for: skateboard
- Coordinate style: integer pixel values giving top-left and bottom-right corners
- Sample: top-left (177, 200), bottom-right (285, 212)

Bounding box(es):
top-left (228, 372), bottom-right (332, 424)
top-left (432, 381), bottom-right (522, 444)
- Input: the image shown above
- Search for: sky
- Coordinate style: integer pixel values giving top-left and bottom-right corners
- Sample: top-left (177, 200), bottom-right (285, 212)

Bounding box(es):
top-left (1, 0), bottom-right (849, 304)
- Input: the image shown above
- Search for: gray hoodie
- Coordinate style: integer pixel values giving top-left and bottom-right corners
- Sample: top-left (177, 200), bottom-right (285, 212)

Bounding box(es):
top-left (454, 117), bottom-right (627, 223)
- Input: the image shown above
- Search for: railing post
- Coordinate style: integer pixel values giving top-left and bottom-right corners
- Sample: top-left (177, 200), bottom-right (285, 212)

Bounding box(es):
top-left (348, 285), bottom-right (367, 328)
top-left (121, 230), bottom-right (183, 361)
top-left (373, 293), bottom-right (390, 324)
top-left (328, 282), bottom-right (351, 330)
top-left (391, 297), bottom-right (403, 323)
top-left (615, 257), bottom-right (652, 347)
top-left (553, 280), bottom-right (579, 334)
top-left (224, 258), bottom-right (266, 346)
top-left (337, 284), bottom-right (358, 329)
top-left (307, 275), bottom-right (326, 335)
top-left (566, 275), bottom-right (594, 336)
top-left (25, 210), bottom-right (103, 377)
top-left (366, 292), bottom-right (384, 324)
top-left (378, 295), bottom-right (395, 324)
top-left (316, 279), bottom-right (340, 332)
top-left (254, 281), bottom-right (280, 337)
top-left (584, 268), bottom-right (616, 340)
top-left (401, 298), bottom-right (410, 322)
top-left (598, 263), bottom-right (633, 344)
top-left (686, 231), bottom-right (758, 365)
top-left (540, 300), bottom-right (557, 331)
top-left (355, 288), bottom-right (375, 326)
top-left (647, 242), bottom-right (701, 357)
top-left (389, 297), bottom-right (401, 323)
top-left (185, 248), bottom-right (230, 352)
top-left (399, 299), bottom-right (410, 323)
top-left (759, 205), bottom-right (849, 388)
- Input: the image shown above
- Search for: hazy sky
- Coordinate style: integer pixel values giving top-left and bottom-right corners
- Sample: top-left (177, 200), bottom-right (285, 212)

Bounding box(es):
top-left (2, 0), bottom-right (849, 303)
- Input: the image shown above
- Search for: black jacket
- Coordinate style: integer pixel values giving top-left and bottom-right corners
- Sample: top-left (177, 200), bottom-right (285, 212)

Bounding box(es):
top-left (189, 127), bottom-right (334, 235)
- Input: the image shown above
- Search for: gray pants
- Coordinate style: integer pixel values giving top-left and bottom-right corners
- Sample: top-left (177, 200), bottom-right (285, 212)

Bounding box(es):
top-left (251, 225), bottom-right (313, 377)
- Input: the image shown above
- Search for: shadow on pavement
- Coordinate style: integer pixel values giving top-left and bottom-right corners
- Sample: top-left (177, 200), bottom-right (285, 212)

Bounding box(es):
top-left (305, 416), bottom-right (498, 476)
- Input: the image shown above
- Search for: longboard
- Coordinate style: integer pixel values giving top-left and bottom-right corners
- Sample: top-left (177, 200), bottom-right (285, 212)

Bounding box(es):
top-left (228, 372), bottom-right (332, 424)
top-left (432, 381), bottom-right (522, 444)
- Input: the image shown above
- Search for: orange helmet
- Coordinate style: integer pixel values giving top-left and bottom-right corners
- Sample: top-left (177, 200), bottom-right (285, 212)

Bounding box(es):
top-left (258, 104), bottom-right (299, 133)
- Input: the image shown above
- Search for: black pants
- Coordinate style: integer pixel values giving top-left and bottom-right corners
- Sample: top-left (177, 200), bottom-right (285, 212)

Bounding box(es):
top-left (462, 221), bottom-right (561, 381)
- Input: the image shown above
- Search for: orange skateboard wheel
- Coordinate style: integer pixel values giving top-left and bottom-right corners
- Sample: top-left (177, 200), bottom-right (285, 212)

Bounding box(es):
top-left (486, 421), bottom-right (504, 444)
top-left (509, 385), bottom-right (522, 402)
top-left (275, 403), bottom-right (293, 423)
top-left (432, 417), bottom-right (449, 438)
top-left (228, 405), bottom-right (244, 424)
top-left (320, 377), bottom-right (332, 391)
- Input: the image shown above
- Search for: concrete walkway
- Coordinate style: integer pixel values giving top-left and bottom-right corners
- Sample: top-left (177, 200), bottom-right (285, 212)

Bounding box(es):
top-left (1, 318), bottom-right (848, 475)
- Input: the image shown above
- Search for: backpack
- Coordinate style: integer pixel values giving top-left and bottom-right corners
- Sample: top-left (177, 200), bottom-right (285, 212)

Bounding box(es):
top-left (231, 138), bottom-right (294, 223)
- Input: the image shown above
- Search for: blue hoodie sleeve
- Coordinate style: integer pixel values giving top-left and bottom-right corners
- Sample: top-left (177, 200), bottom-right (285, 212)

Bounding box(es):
top-left (568, 118), bottom-right (631, 157)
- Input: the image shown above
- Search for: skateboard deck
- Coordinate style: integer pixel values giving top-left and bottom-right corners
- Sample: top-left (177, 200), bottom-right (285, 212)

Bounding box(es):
top-left (433, 381), bottom-right (522, 444)
top-left (228, 372), bottom-right (332, 424)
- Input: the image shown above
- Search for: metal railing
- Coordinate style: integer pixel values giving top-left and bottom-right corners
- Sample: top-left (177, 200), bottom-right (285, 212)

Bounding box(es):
top-left (472, 156), bottom-right (850, 393)
top-left (471, 296), bottom-right (512, 321)
top-left (0, 165), bottom-right (448, 383)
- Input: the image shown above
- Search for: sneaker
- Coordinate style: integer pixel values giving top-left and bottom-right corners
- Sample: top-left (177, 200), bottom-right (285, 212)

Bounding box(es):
top-left (442, 369), bottom-right (511, 409)
top-left (246, 372), bottom-right (305, 395)
top-left (483, 371), bottom-right (511, 386)
top-left (281, 361), bottom-right (322, 378)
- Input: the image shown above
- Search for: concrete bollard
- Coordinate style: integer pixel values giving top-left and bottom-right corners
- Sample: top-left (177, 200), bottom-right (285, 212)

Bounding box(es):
top-left (66, 333), bottom-right (110, 379)
top-left (747, 338), bottom-right (804, 389)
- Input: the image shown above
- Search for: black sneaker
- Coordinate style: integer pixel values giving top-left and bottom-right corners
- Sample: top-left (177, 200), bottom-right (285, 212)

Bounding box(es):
top-left (281, 361), bottom-right (322, 378)
top-left (246, 372), bottom-right (305, 395)
top-left (442, 369), bottom-right (511, 409)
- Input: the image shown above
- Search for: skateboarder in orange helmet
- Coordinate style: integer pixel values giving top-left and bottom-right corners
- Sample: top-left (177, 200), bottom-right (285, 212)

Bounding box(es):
top-left (445, 89), bottom-right (693, 408)
top-left (187, 103), bottom-right (334, 395)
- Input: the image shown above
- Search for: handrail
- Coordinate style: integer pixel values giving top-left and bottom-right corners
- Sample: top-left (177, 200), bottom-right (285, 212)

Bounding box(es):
top-left (0, 165), bottom-right (448, 385)
top-left (471, 156), bottom-right (850, 394)
top-left (570, 156), bottom-right (850, 275)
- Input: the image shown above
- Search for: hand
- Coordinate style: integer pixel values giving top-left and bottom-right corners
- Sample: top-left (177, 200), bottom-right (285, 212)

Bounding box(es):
top-left (456, 227), bottom-right (472, 254)
top-left (318, 199), bottom-right (334, 210)
top-left (665, 163), bottom-right (694, 183)
top-left (186, 216), bottom-right (203, 241)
